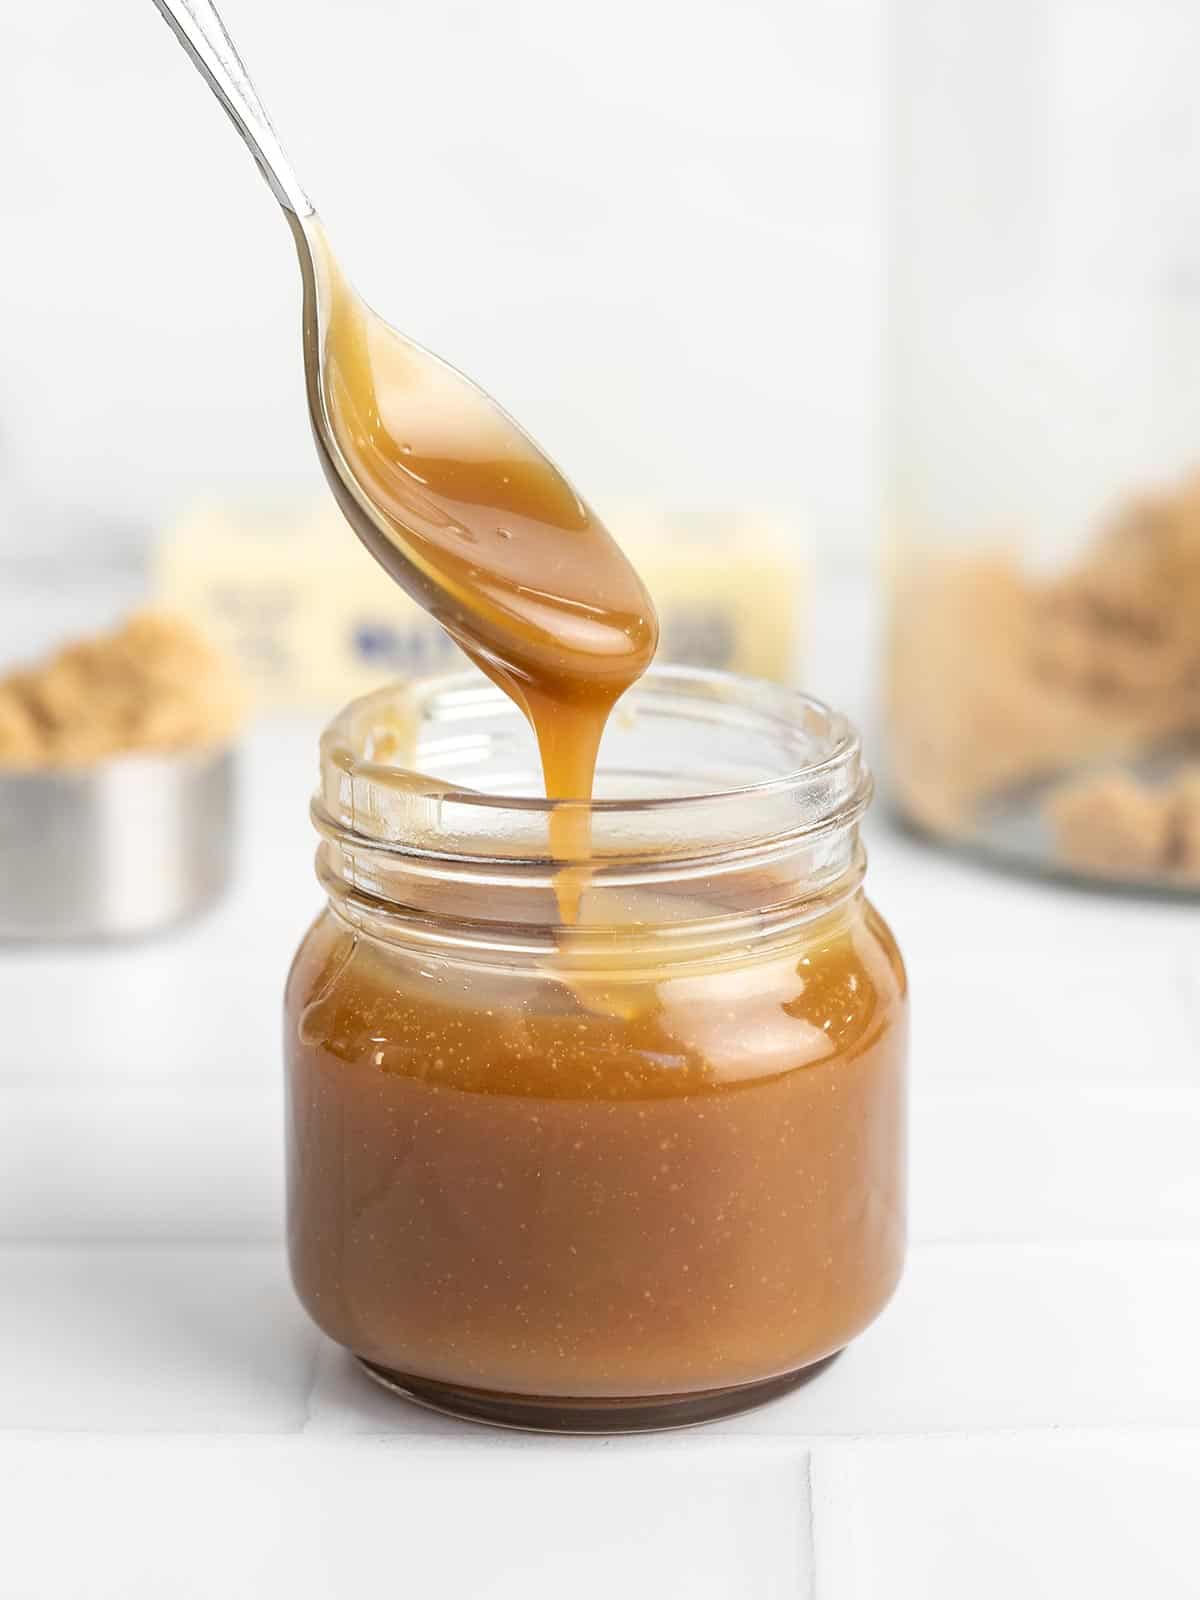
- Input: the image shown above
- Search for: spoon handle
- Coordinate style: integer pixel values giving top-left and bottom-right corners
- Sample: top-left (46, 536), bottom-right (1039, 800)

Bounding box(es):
top-left (149, 0), bottom-right (314, 218)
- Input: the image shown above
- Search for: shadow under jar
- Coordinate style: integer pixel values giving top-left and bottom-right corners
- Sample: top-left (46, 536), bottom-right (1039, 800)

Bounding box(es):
top-left (285, 667), bottom-right (907, 1432)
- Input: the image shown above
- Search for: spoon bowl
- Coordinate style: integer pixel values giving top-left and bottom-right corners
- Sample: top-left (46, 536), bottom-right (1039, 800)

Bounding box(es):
top-left (289, 213), bottom-right (656, 705)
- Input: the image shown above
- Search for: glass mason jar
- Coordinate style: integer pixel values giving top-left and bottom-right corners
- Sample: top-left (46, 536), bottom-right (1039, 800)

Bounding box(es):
top-left (285, 667), bottom-right (907, 1432)
top-left (889, 0), bottom-right (1200, 890)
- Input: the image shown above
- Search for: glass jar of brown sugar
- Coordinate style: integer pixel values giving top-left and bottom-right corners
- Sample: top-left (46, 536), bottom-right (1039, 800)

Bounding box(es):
top-left (888, 0), bottom-right (1200, 891)
top-left (285, 667), bottom-right (907, 1432)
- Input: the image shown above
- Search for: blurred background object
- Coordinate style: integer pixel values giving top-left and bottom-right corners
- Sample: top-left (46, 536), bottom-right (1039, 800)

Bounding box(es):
top-left (0, 740), bottom-right (235, 939)
top-left (0, 611), bottom-right (241, 937)
top-left (888, 0), bottom-right (1200, 890)
top-left (0, 611), bottom-right (241, 934)
top-left (154, 502), bottom-right (805, 709)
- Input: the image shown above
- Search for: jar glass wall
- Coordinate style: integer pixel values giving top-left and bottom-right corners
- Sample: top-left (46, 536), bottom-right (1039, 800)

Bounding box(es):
top-left (285, 668), bottom-right (907, 1431)
top-left (888, 0), bottom-right (1200, 889)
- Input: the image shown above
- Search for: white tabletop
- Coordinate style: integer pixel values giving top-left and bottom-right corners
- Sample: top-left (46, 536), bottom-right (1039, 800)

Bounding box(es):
top-left (2, 647), bottom-right (1198, 1597)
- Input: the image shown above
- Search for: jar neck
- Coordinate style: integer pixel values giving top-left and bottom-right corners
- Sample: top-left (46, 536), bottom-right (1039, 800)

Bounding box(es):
top-left (310, 668), bottom-right (873, 967)
top-left (315, 820), bottom-right (869, 968)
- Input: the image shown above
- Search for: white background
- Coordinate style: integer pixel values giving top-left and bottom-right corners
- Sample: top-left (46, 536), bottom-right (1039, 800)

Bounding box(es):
top-left (0, 0), bottom-right (881, 568)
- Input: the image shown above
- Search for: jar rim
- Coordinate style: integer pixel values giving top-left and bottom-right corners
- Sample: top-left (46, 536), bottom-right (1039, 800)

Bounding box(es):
top-left (319, 664), bottom-right (865, 826)
top-left (313, 666), bottom-right (871, 951)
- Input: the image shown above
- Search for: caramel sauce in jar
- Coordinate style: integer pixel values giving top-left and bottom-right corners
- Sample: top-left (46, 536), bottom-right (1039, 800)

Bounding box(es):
top-left (287, 232), bottom-right (905, 1428)
top-left (285, 673), bottom-right (907, 1430)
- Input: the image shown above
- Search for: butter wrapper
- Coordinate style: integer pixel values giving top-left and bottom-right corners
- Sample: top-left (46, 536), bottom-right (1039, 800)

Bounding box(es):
top-left (154, 500), bottom-right (805, 712)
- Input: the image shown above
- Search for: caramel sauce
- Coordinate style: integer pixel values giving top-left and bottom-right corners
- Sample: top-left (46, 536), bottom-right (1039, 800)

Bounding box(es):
top-left (312, 229), bottom-right (657, 880)
top-left (285, 231), bottom-right (907, 1417)
top-left (287, 900), bottom-right (906, 1399)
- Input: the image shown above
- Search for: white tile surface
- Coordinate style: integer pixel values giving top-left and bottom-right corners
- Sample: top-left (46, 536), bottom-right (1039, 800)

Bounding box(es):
top-left (719, 1241), bottom-right (1200, 1438)
top-left (0, 1245), bottom-right (317, 1432)
top-left (0, 1080), bottom-right (282, 1240)
top-left (812, 1435), bottom-right (1200, 1600)
top-left (0, 938), bottom-right (282, 1082)
top-left (906, 963), bottom-right (1198, 1086)
top-left (1, 706), bottom-right (1198, 1595)
top-left (0, 1436), bottom-right (808, 1600)
top-left (303, 1339), bottom-right (469, 1439)
top-left (912, 1084), bottom-right (1200, 1240)
top-left (1181, 960), bottom-right (1200, 1038)
top-left (868, 828), bottom-right (1200, 983)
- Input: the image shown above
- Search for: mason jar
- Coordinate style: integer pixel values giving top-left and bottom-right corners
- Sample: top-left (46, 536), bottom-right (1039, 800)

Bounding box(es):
top-left (285, 667), bottom-right (907, 1432)
top-left (889, 0), bottom-right (1200, 890)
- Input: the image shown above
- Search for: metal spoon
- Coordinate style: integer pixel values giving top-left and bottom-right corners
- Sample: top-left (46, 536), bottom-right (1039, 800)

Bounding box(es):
top-left (147, 0), bottom-right (657, 710)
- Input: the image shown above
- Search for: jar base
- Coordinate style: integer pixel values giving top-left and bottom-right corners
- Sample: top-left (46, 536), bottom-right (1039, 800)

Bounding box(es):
top-left (355, 1352), bottom-right (843, 1434)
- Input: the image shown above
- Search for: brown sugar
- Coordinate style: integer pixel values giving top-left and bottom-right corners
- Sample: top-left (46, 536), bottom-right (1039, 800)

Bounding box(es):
top-left (0, 610), bottom-right (243, 768)
top-left (1170, 769), bottom-right (1200, 883)
top-left (1045, 772), bottom-right (1174, 880)
top-left (1047, 767), bottom-right (1200, 885)
top-left (890, 467), bottom-right (1200, 880)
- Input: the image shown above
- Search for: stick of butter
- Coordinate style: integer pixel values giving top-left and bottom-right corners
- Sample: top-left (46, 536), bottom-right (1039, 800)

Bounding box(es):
top-left (153, 500), bottom-right (805, 712)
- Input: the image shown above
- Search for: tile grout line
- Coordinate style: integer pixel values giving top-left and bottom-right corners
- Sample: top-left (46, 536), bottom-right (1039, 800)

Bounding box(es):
top-left (808, 1445), bottom-right (864, 1600)
top-left (802, 1451), bottom-right (817, 1600)
top-left (7, 1422), bottom-right (1200, 1446)
top-left (698, 1421), bottom-right (1200, 1446)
